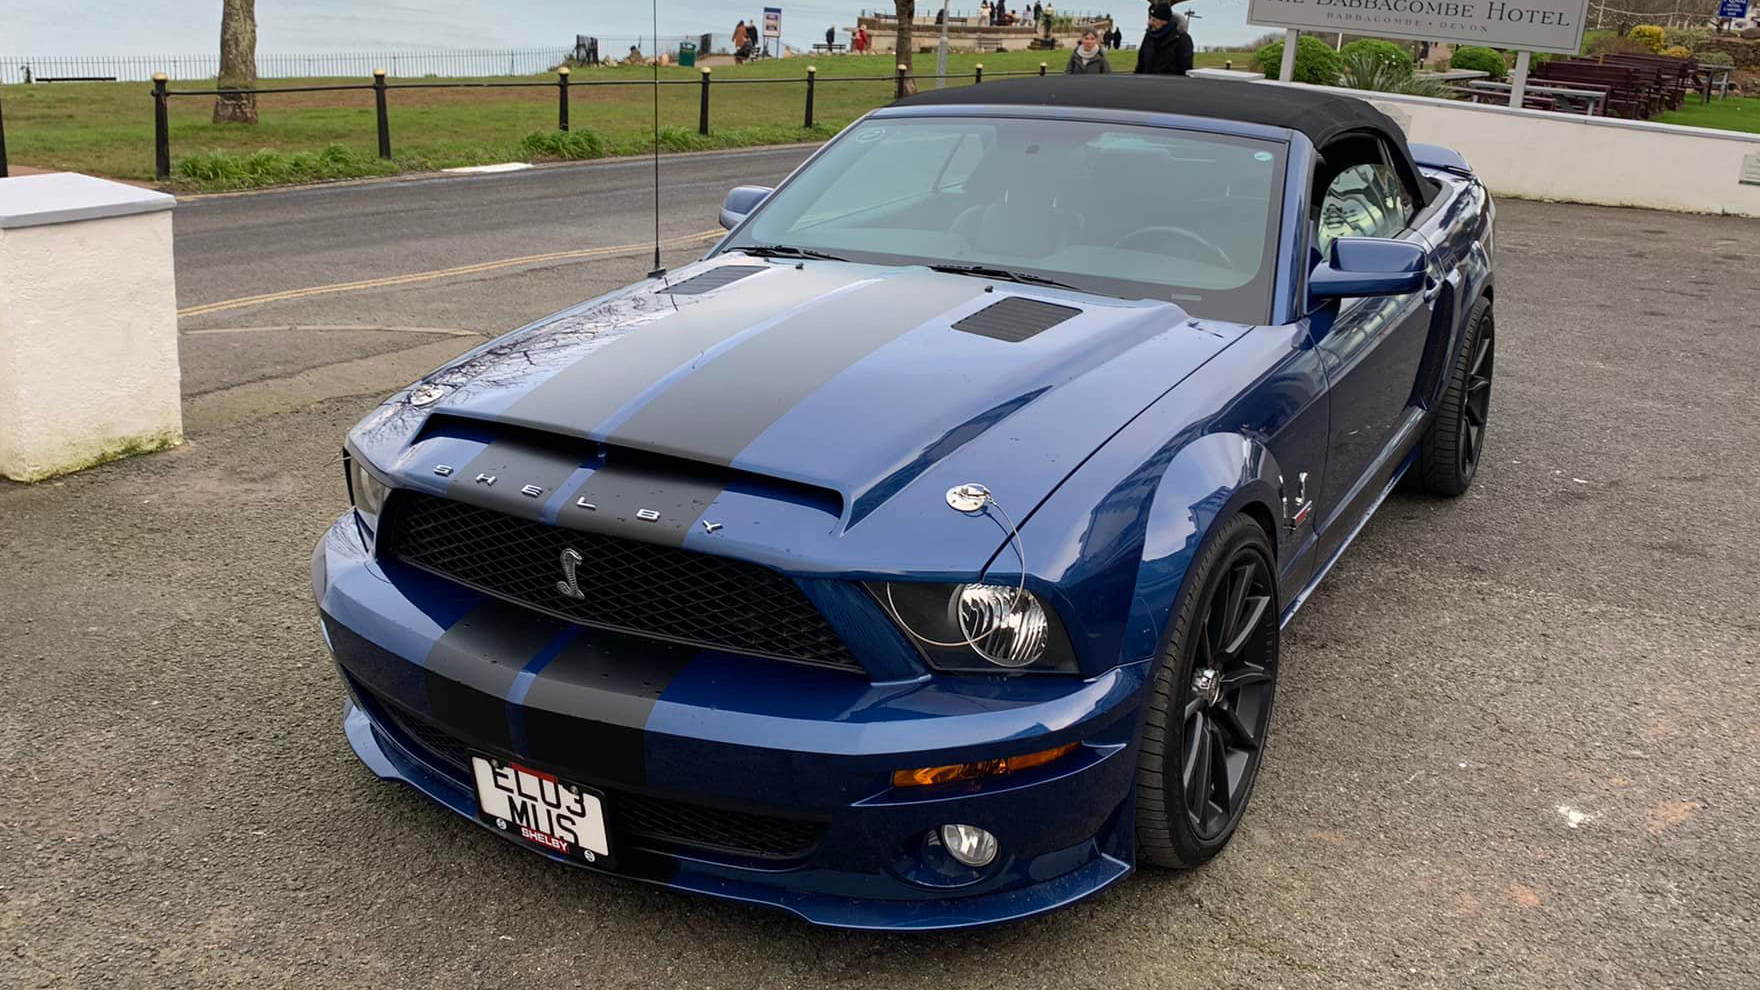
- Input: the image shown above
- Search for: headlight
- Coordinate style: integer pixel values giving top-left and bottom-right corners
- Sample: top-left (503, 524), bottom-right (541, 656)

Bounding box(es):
top-left (344, 447), bottom-right (393, 533)
top-left (955, 583), bottom-right (1049, 668)
top-left (873, 581), bottom-right (1076, 674)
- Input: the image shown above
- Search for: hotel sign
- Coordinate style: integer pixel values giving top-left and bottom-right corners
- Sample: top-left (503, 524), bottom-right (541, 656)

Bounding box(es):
top-left (1247, 0), bottom-right (1591, 55)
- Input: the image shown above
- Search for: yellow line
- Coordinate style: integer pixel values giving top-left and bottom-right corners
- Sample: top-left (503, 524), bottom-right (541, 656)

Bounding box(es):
top-left (178, 229), bottom-right (724, 319)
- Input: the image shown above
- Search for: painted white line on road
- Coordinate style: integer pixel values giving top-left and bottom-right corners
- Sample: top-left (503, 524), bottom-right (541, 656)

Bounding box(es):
top-left (182, 325), bottom-right (484, 337)
top-left (177, 228), bottom-right (723, 320)
top-left (442, 163), bottom-right (534, 175)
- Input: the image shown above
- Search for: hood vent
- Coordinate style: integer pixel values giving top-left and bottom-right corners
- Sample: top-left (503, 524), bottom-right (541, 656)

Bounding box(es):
top-left (658, 265), bottom-right (768, 296)
top-left (952, 297), bottom-right (1082, 343)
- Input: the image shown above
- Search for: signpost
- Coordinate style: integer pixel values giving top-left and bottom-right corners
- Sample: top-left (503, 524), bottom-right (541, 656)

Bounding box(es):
top-left (1246, 0), bottom-right (1591, 107)
top-left (763, 7), bottom-right (782, 57)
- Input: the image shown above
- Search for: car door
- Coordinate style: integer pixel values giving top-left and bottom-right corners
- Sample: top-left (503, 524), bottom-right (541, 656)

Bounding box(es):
top-left (1308, 157), bottom-right (1434, 560)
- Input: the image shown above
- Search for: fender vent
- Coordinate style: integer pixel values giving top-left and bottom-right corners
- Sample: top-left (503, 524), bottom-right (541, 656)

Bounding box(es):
top-left (659, 265), bottom-right (767, 295)
top-left (953, 297), bottom-right (1082, 343)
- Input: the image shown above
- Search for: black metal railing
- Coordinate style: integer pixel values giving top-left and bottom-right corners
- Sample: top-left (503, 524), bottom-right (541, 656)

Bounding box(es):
top-left (148, 62), bottom-right (1051, 181)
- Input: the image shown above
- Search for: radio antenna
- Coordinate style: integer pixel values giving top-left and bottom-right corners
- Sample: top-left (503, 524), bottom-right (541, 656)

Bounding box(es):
top-left (647, 0), bottom-right (666, 279)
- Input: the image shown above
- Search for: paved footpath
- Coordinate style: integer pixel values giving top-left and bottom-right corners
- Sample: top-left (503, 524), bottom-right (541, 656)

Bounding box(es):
top-left (2, 153), bottom-right (1757, 988)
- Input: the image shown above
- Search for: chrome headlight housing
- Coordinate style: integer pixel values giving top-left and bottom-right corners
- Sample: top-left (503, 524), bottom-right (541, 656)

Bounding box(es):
top-left (873, 581), bottom-right (1077, 674)
top-left (342, 445), bottom-right (394, 536)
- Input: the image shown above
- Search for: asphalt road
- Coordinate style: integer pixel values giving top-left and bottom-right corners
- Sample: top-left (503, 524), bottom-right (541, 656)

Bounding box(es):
top-left (2, 152), bottom-right (1758, 989)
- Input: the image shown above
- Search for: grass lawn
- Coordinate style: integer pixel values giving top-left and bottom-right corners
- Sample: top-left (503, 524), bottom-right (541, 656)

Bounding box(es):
top-left (1654, 96), bottom-right (1760, 135)
top-left (3, 49), bottom-right (1249, 191)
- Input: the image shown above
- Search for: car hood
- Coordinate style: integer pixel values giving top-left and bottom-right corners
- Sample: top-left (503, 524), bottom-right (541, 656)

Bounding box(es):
top-left (375, 256), bottom-right (1248, 573)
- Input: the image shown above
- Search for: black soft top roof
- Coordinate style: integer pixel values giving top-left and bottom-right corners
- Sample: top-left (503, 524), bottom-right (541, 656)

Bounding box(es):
top-left (892, 75), bottom-right (1430, 204)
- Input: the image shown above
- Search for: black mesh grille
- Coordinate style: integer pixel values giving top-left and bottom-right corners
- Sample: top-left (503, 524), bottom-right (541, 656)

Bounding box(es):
top-left (366, 688), bottom-right (827, 861)
top-left (387, 494), bottom-right (858, 669)
top-left (953, 297), bottom-right (1082, 342)
top-left (658, 265), bottom-right (767, 295)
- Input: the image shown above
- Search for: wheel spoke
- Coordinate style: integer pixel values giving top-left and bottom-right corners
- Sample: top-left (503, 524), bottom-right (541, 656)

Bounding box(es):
top-left (1220, 661), bottom-right (1271, 690)
top-left (1206, 722), bottom-right (1232, 815)
top-left (1471, 333), bottom-right (1492, 377)
top-left (1221, 594), bottom-right (1270, 656)
top-left (1222, 564), bottom-right (1251, 645)
top-left (1211, 704), bottom-right (1260, 751)
top-left (1184, 715), bottom-right (1214, 822)
top-left (1464, 399), bottom-right (1486, 427)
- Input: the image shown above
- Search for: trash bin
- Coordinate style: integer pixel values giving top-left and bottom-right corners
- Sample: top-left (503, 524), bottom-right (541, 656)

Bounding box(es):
top-left (678, 42), bottom-right (698, 67)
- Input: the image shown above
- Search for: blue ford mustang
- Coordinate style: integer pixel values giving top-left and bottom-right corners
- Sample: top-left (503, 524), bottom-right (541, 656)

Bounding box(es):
top-left (315, 76), bottom-right (1495, 930)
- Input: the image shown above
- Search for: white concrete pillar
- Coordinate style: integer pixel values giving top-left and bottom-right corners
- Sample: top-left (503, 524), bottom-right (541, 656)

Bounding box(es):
top-left (0, 173), bottom-right (182, 482)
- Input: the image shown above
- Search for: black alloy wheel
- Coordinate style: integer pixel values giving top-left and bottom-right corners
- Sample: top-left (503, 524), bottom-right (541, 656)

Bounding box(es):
top-left (1136, 513), bottom-right (1280, 868)
top-left (1415, 297), bottom-right (1495, 496)
top-left (1458, 321), bottom-right (1495, 477)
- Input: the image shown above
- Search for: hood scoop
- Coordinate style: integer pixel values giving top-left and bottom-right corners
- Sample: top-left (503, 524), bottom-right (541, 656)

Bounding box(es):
top-left (952, 296), bottom-right (1083, 343)
top-left (659, 265), bottom-right (768, 296)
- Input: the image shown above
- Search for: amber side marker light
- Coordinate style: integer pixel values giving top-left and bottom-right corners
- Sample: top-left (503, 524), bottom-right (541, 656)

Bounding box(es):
top-left (891, 741), bottom-right (1080, 788)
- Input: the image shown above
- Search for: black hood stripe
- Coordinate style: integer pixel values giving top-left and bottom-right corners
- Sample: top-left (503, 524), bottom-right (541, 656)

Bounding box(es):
top-left (552, 463), bottom-right (725, 548)
top-left (604, 276), bottom-right (980, 467)
top-left (445, 435), bottom-right (586, 521)
top-left (497, 265), bottom-right (857, 436)
top-left (421, 600), bottom-right (567, 753)
top-left (519, 631), bottom-right (698, 790)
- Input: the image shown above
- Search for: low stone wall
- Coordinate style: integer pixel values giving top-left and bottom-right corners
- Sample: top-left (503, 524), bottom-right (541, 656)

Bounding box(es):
top-left (1698, 37), bottom-right (1760, 70)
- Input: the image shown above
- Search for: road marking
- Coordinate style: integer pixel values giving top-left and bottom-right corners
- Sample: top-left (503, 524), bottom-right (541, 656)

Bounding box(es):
top-left (182, 324), bottom-right (484, 337)
top-left (177, 229), bottom-right (723, 319)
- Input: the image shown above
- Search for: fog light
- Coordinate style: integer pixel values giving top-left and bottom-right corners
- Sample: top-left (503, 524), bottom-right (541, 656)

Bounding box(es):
top-left (939, 824), bottom-right (998, 868)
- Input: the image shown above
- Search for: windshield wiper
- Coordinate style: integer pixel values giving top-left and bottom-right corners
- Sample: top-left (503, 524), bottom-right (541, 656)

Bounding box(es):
top-left (736, 244), bottom-right (850, 262)
top-left (926, 264), bottom-right (1082, 292)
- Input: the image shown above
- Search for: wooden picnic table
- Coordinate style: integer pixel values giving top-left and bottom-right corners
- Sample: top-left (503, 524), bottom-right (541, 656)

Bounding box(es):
top-left (1690, 65), bottom-right (1733, 103)
top-left (1466, 79), bottom-right (1606, 116)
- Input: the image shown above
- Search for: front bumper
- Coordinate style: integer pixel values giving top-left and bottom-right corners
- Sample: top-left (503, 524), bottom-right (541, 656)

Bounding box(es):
top-left (316, 514), bottom-right (1148, 930)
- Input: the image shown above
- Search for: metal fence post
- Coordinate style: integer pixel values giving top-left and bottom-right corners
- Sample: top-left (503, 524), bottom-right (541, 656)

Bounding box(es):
top-left (0, 85), bottom-right (9, 179)
top-left (895, 63), bottom-right (908, 100)
top-left (372, 69), bottom-right (392, 159)
top-left (557, 66), bottom-right (570, 131)
top-left (974, 63), bottom-right (983, 84)
top-left (699, 66), bottom-right (712, 136)
top-left (804, 66), bottom-right (816, 129)
top-left (152, 73), bottom-right (171, 180)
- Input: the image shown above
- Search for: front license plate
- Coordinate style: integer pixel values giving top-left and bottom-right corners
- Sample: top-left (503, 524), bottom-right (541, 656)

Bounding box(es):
top-left (471, 756), bottom-right (613, 869)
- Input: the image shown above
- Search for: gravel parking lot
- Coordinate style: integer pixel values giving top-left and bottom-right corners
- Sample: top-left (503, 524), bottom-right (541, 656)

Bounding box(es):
top-left (2, 156), bottom-right (1756, 988)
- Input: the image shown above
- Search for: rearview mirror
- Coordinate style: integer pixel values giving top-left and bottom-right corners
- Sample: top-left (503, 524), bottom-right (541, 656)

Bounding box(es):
top-left (1309, 237), bottom-right (1427, 301)
top-left (719, 185), bottom-right (773, 230)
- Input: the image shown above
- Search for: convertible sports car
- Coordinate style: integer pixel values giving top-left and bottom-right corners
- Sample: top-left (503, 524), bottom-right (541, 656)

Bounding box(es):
top-left (314, 76), bottom-right (1494, 930)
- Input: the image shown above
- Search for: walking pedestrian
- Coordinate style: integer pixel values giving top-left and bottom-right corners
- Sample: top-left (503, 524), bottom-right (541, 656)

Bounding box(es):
top-left (1066, 29), bottom-right (1112, 73)
top-left (1133, 3), bottom-right (1193, 76)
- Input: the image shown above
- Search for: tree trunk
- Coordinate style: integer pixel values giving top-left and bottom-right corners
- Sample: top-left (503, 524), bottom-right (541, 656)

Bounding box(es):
top-left (895, 1), bottom-right (917, 96)
top-left (213, 0), bottom-right (258, 124)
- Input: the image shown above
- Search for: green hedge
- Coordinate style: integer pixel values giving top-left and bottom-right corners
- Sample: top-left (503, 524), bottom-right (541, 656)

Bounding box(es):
top-left (1253, 36), bottom-right (1344, 85)
top-left (1340, 39), bottom-right (1413, 79)
top-left (1449, 46), bottom-right (1507, 80)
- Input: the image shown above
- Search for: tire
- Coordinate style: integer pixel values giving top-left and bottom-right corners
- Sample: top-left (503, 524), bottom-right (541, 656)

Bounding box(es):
top-left (1414, 297), bottom-right (1495, 497)
top-left (1135, 513), bottom-right (1280, 869)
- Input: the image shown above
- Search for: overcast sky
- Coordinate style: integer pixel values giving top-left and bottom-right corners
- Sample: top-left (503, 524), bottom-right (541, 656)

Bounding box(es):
top-left (8, 1), bottom-right (1269, 56)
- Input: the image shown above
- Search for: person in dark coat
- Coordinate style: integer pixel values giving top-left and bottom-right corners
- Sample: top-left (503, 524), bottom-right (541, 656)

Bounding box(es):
top-left (1066, 29), bottom-right (1112, 73)
top-left (1134, 3), bottom-right (1193, 76)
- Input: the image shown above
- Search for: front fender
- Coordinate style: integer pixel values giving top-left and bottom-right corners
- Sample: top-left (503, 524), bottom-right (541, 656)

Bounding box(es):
top-left (1011, 426), bottom-right (1287, 679)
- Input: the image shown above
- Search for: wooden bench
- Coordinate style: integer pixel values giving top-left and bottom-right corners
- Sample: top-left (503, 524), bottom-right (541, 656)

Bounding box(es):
top-left (1535, 61), bottom-right (1646, 118)
top-left (1601, 53), bottom-right (1693, 111)
top-left (811, 43), bottom-right (848, 54)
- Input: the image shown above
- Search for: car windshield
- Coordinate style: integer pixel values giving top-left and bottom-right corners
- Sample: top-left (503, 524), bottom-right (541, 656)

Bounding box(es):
top-left (721, 115), bottom-right (1286, 323)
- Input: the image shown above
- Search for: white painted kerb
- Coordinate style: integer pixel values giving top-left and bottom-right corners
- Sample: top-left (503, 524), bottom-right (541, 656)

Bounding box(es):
top-left (0, 173), bottom-right (184, 481)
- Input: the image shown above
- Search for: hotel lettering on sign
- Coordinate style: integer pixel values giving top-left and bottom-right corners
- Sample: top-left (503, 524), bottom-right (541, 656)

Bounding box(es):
top-left (1246, 0), bottom-right (1590, 54)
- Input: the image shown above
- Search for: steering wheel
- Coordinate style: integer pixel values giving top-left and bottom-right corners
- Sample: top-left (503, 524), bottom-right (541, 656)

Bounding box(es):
top-left (1113, 226), bottom-right (1235, 270)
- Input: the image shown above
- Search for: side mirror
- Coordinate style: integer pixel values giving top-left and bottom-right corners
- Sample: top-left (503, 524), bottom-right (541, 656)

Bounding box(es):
top-left (719, 185), bottom-right (772, 230)
top-left (1308, 237), bottom-right (1427, 301)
